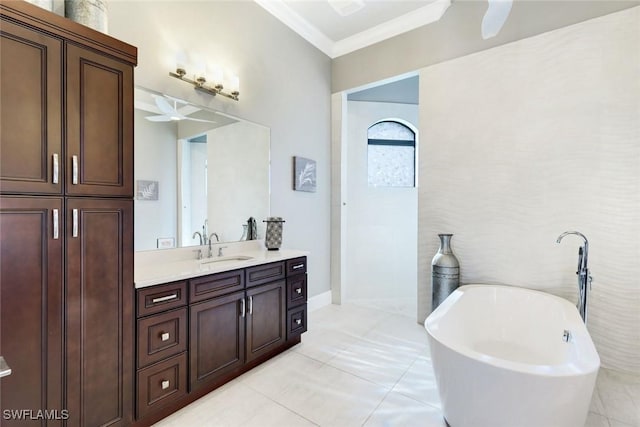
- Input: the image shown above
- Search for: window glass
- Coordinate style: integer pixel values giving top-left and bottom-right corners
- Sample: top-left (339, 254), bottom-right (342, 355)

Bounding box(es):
top-left (367, 121), bottom-right (415, 187)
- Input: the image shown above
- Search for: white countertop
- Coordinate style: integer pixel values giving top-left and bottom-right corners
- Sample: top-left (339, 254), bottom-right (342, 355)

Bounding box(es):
top-left (135, 241), bottom-right (308, 289)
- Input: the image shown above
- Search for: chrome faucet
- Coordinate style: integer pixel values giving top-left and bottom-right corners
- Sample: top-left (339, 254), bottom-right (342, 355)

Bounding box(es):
top-left (205, 233), bottom-right (220, 258)
top-left (556, 231), bottom-right (593, 323)
top-left (192, 231), bottom-right (203, 245)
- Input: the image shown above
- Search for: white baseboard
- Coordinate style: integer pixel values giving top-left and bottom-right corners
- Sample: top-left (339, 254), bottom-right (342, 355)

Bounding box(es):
top-left (308, 290), bottom-right (332, 312)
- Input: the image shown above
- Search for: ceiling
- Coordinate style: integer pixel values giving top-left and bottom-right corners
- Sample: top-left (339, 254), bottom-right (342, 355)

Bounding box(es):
top-left (256, 0), bottom-right (639, 59)
top-left (348, 75), bottom-right (419, 104)
top-left (255, 0), bottom-right (450, 58)
top-left (258, 0), bottom-right (638, 102)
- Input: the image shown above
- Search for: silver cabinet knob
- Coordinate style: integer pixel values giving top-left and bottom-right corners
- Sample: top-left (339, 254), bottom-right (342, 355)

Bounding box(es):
top-left (160, 332), bottom-right (170, 342)
top-left (295, 319), bottom-right (302, 325)
top-left (295, 288), bottom-right (302, 294)
top-left (161, 380), bottom-right (170, 390)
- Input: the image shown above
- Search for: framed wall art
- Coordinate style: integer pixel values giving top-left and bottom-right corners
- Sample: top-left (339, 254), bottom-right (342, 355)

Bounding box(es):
top-left (137, 180), bottom-right (159, 200)
top-left (293, 156), bottom-right (316, 192)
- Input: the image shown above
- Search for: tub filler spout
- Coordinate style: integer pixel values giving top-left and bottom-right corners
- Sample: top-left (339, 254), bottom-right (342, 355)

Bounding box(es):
top-left (556, 231), bottom-right (593, 323)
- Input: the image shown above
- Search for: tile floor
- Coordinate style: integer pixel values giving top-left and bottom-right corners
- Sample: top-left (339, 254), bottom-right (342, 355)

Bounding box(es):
top-left (154, 301), bottom-right (640, 427)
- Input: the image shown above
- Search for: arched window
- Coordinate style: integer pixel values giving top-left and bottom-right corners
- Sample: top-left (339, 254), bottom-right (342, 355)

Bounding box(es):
top-left (367, 120), bottom-right (416, 187)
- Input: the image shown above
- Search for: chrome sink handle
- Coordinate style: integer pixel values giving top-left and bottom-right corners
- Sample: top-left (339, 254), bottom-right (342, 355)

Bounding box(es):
top-left (218, 246), bottom-right (228, 257)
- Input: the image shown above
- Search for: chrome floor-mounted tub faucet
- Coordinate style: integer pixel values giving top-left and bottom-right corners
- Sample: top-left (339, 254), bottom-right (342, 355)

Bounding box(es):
top-left (556, 231), bottom-right (593, 323)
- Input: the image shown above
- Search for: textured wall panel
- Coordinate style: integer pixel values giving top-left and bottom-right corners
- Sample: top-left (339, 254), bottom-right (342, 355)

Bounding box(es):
top-left (418, 7), bottom-right (640, 373)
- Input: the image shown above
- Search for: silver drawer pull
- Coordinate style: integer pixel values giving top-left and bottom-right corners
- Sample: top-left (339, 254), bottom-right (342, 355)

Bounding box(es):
top-left (295, 288), bottom-right (302, 294)
top-left (161, 380), bottom-right (170, 390)
top-left (151, 294), bottom-right (178, 304)
top-left (72, 209), bottom-right (78, 237)
top-left (53, 209), bottom-right (59, 240)
top-left (0, 356), bottom-right (11, 378)
top-left (72, 155), bottom-right (78, 185)
top-left (240, 298), bottom-right (246, 318)
top-left (52, 153), bottom-right (59, 184)
top-left (295, 319), bottom-right (302, 325)
top-left (248, 296), bottom-right (253, 315)
top-left (292, 264), bottom-right (304, 270)
top-left (160, 332), bottom-right (170, 342)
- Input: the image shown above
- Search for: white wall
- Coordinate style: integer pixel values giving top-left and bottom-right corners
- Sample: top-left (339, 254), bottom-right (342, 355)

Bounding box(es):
top-left (418, 7), bottom-right (640, 373)
top-left (134, 110), bottom-right (178, 251)
top-left (346, 101), bottom-right (418, 301)
top-left (188, 142), bottom-right (207, 243)
top-left (207, 121), bottom-right (270, 242)
top-left (109, 1), bottom-right (331, 297)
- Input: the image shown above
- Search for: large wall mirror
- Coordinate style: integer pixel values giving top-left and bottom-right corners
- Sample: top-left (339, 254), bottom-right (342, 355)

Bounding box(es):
top-left (134, 87), bottom-right (270, 251)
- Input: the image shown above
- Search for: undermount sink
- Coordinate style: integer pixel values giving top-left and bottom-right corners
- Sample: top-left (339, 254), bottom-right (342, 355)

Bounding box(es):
top-left (200, 255), bottom-right (254, 265)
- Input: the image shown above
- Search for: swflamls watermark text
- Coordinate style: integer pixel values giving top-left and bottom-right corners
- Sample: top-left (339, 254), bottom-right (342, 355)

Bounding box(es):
top-left (3, 409), bottom-right (69, 420)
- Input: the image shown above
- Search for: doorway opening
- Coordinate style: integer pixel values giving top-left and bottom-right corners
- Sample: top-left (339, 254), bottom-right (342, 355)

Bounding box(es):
top-left (331, 74), bottom-right (419, 318)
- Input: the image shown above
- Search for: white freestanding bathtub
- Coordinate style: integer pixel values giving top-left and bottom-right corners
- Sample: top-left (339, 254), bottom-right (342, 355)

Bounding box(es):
top-left (425, 284), bottom-right (600, 427)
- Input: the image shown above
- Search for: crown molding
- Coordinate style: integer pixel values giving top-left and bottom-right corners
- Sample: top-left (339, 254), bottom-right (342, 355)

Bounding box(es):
top-left (332, 0), bottom-right (451, 57)
top-left (255, 0), bottom-right (451, 59)
top-left (254, 0), bottom-right (335, 55)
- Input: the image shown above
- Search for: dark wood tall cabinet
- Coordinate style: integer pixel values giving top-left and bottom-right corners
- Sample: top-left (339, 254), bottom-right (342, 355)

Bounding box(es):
top-left (65, 199), bottom-right (134, 426)
top-left (0, 197), bottom-right (64, 426)
top-left (0, 1), bottom-right (137, 425)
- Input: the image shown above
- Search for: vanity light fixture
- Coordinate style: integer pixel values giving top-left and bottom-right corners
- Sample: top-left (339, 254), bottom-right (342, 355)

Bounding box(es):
top-left (170, 66), bottom-right (240, 101)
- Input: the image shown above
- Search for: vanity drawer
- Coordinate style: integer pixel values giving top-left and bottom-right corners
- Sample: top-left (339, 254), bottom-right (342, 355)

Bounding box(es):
top-left (246, 261), bottom-right (285, 288)
top-left (286, 257), bottom-right (307, 276)
top-left (137, 281), bottom-right (187, 318)
top-left (286, 274), bottom-right (307, 308)
top-left (137, 352), bottom-right (187, 419)
top-left (190, 269), bottom-right (245, 303)
top-left (137, 308), bottom-right (187, 369)
top-left (286, 304), bottom-right (307, 340)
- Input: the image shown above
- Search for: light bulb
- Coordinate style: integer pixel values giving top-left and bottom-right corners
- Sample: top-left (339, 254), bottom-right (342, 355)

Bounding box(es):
top-left (229, 75), bottom-right (240, 95)
top-left (212, 66), bottom-right (224, 89)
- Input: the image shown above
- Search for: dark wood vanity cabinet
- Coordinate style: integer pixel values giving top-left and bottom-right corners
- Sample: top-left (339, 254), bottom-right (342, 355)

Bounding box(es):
top-left (246, 280), bottom-right (287, 362)
top-left (189, 290), bottom-right (246, 390)
top-left (134, 257), bottom-right (308, 425)
top-left (136, 284), bottom-right (189, 419)
top-left (0, 2), bottom-right (137, 426)
top-left (286, 257), bottom-right (308, 339)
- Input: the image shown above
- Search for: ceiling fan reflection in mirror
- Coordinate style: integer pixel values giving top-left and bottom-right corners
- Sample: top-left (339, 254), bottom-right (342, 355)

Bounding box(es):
top-left (481, 0), bottom-right (513, 39)
top-left (145, 94), bottom-right (216, 123)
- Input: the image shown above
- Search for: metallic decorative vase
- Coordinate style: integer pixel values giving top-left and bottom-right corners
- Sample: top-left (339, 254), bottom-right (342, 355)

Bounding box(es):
top-left (263, 217), bottom-right (285, 251)
top-left (65, 0), bottom-right (108, 33)
top-left (431, 233), bottom-right (460, 311)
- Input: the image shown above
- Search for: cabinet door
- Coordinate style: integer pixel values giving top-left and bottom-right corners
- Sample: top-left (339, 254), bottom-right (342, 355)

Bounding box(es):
top-left (0, 19), bottom-right (63, 194)
top-left (189, 291), bottom-right (245, 390)
top-left (0, 197), bottom-right (64, 424)
top-left (65, 44), bottom-right (133, 197)
top-left (66, 198), bottom-right (133, 426)
top-left (246, 280), bottom-right (286, 363)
